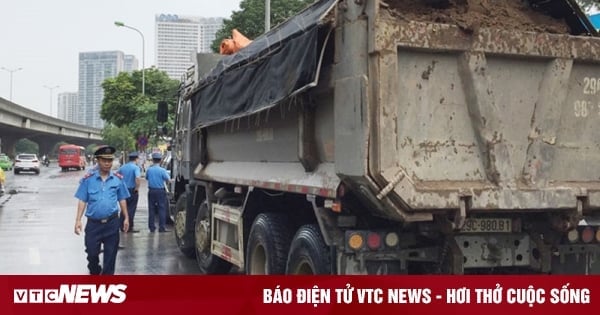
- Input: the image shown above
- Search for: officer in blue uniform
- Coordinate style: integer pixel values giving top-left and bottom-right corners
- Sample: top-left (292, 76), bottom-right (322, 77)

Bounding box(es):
top-left (118, 152), bottom-right (141, 233)
top-left (146, 152), bottom-right (171, 232)
top-left (74, 146), bottom-right (130, 275)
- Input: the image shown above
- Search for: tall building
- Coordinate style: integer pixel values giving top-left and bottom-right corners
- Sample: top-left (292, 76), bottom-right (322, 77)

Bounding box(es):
top-left (57, 92), bottom-right (78, 123)
top-left (77, 51), bottom-right (126, 128)
top-left (198, 17), bottom-right (224, 53)
top-left (155, 14), bottom-right (224, 79)
top-left (123, 55), bottom-right (139, 73)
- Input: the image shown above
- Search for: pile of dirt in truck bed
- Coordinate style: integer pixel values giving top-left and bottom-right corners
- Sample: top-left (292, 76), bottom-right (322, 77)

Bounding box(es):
top-left (384, 0), bottom-right (570, 34)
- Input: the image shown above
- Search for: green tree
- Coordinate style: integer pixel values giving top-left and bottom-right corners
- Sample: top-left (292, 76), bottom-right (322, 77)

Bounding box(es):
top-left (127, 102), bottom-right (173, 146)
top-left (85, 144), bottom-right (100, 156)
top-left (101, 125), bottom-right (136, 152)
top-left (101, 68), bottom-right (179, 128)
top-left (51, 141), bottom-right (69, 158)
top-left (100, 72), bottom-right (138, 127)
top-left (15, 139), bottom-right (39, 155)
top-left (100, 67), bottom-right (179, 147)
top-left (211, 0), bottom-right (314, 52)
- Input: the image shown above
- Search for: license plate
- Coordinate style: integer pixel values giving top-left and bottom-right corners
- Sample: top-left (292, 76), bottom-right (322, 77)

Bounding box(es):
top-left (461, 218), bottom-right (512, 233)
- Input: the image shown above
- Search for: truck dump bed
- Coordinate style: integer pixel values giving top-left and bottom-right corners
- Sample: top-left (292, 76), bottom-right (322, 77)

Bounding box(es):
top-left (187, 0), bottom-right (600, 223)
top-left (358, 0), bottom-right (600, 222)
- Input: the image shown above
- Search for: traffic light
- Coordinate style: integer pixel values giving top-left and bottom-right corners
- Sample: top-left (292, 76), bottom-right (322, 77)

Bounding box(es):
top-left (157, 101), bottom-right (168, 123)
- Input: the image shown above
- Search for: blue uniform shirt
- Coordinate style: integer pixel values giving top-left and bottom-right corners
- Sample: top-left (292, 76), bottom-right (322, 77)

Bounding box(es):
top-left (74, 170), bottom-right (130, 219)
top-left (118, 161), bottom-right (141, 189)
top-left (146, 164), bottom-right (170, 189)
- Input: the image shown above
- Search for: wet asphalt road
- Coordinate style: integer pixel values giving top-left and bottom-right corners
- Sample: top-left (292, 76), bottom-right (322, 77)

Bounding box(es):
top-left (0, 162), bottom-right (199, 275)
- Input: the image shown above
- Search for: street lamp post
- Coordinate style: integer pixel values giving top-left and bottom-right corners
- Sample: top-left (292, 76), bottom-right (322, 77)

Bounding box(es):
top-left (1, 67), bottom-right (23, 101)
top-left (265, 0), bottom-right (271, 31)
top-left (43, 85), bottom-right (59, 117)
top-left (114, 21), bottom-right (145, 95)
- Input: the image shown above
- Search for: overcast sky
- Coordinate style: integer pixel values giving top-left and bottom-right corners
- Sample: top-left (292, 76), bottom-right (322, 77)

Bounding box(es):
top-left (1, 1), bottom-right (597, 117)
top-left (0, 0), bottom-right (242, 116)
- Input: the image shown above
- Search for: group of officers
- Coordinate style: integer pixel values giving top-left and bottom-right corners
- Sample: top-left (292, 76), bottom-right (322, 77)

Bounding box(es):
top-left (73, 145), bottom-right (171, 275)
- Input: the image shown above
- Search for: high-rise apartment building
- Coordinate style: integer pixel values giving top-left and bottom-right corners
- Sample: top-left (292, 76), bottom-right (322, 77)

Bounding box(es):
top-left (198, 17), bottom-right (224, 53)
top-left (123, 55), bottom-right (140, 72)
top-left (57, 92), bottom-right (78, 123)
top-left (155, 14), bottom-right (224, 79)
top-left (77, 51), bottom-right (138, 128)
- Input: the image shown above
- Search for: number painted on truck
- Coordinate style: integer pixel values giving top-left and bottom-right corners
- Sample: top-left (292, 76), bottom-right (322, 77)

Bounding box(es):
top-left (583, 77), bottom-right (600, 95)
top-left (461, 218), bottom-right (512, 233)
top-left (574, 100), bottom-right (591, 117)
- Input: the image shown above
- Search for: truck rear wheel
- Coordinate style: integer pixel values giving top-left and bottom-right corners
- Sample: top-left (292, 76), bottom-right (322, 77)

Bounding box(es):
top-left (286, 224), bottom-right (331, 275)
top-left (195, 201), bottom-right (232, 274)
top-left (246, 213), bottom-right (294, 274)
top-left (174, 193), bottom-right (195, 258)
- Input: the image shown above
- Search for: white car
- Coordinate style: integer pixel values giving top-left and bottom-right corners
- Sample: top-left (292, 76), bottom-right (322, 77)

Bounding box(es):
top-left (14, 153), bottom-right (40, 175)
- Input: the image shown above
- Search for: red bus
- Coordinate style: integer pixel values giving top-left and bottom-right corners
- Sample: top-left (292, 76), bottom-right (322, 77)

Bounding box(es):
top-left (58, 144), bottom-right (87, 171)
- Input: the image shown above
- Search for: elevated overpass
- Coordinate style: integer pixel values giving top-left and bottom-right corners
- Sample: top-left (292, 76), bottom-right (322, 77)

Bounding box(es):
top-left (0, 97), bottom-right (103, 156)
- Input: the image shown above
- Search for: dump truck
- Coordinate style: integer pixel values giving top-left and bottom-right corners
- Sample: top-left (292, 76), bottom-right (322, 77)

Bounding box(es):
top-left (161, 0), bottom-right (600, 274)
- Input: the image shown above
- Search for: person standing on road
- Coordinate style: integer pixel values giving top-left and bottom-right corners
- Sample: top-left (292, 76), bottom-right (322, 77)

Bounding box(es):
top-left (0, 166), bottom-right (5, 194)
top-left (74, 146), bottom-right (130, 275)
top-left (138, 151), bottom-right (146, 174)
top-left (146, 152), bottom-right (170, 233)
top-left (118, 152), bottom-right (141, 233)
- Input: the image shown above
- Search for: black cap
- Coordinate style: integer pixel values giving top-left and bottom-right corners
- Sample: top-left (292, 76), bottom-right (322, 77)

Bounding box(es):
top-left (94, 146), bottom-right (116, 159)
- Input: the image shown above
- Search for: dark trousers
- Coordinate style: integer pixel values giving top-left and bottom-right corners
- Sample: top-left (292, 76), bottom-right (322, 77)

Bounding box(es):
top-left (121, 189), bottom-right (139, 230)
top-left (148, 189), bottom-right (167, 231)
top-left (84, 216), bottom-right (120, 275)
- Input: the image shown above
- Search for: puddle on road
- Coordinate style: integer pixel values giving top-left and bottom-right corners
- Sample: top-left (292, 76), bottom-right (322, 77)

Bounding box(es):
top-left (19, 209), bottom-right (37, 221)
top-left (15, 189), bottom-right (38, 194)
top-left (5, 185), bottom-right (39, 194)
top-left (49, 171), bottom-right (87, 180)
top-left (49, 171), bottom-right (83, 179)
top-left (0, 194), bottom-right (11, 206)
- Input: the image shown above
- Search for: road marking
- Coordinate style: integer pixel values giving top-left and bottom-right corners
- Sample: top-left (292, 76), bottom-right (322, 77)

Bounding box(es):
top-left (29, 247), bottom-right (41, 265)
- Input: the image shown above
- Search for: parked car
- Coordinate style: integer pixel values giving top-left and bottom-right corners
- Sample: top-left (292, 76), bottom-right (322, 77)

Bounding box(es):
top-left (14, 153), bottom-right (40, 175)
top-left (0, 154), bottom-right (12, 171)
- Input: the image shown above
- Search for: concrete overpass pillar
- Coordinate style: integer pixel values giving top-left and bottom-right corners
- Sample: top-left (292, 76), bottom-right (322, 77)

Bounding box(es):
top-left (30, 135), bottom-right (59, 157)
top-left (38, 142), bottom-right (55, 157)
top-left (0, 136), bottom-right (19, 157)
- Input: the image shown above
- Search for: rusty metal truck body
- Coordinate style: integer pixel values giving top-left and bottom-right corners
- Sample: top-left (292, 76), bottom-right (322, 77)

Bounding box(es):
top-left (168, 0), bottom-right (600, 274)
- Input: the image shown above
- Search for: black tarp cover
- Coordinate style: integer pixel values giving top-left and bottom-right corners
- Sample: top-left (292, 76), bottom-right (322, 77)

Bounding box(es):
top-left (191, 0), bottom-right (337, 129)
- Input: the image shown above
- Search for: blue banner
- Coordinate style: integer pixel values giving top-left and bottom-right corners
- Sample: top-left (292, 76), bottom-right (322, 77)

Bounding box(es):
top-left (589, 14), bottom-right (600, 29)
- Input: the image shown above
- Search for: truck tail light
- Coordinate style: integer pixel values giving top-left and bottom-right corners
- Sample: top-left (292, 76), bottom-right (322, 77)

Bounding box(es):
top-left (331, 201), bottom-right (342, 213)
top-left (384, 232), bottom-right (399, 247)
top-left (366, 232), bottom-right (381, 250)
top-left (581, 227), bottom-right (594, 243)
top-left (348, 232), bottom-right (364, 251)
top-left (567, 229), bottom-right (579, 243)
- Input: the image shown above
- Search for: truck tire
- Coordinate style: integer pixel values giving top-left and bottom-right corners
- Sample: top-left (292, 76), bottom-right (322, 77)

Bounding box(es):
top-left (286, 224), bottom-right (331, 275)
top-left (174, 193), bottom-right (195, 258)
top-left (195, 201), bottom-right (232, 274)
top-left (246, 213), bottom-right (294, 274)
